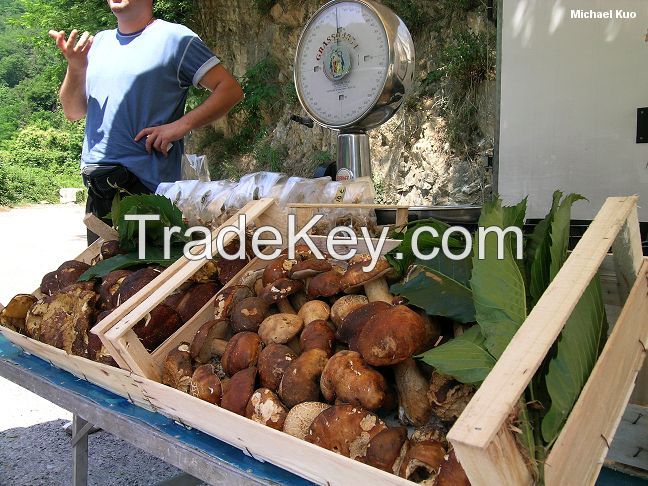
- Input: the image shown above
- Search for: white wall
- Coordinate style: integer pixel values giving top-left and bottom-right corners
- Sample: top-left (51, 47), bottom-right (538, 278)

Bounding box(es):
top-left (498, 0), bottom-right (648, 220)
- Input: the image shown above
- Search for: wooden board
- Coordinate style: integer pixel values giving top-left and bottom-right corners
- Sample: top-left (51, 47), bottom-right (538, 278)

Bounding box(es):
top-left (133, 375), bottom-right (413, 486)
top-left (0, 326), bottom-right (151, 411)
top-left (543, 260), bottom-right (648, 485)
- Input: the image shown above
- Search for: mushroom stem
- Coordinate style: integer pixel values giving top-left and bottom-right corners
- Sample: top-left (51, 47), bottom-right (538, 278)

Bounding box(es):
top-left (277, 298), bottom-right (297, 314)
top-left (210, 338), bottom-right (228, 357)
top-left (364, 278), bottom-right (393, 303)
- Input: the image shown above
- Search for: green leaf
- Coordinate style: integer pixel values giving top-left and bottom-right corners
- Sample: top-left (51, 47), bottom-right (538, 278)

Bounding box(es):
top-left (549, 193), bottom-right (586, 280)
top-left (541, 276), bottom-right (607, 444)
top-left (417, 326), bottom-right (496, 384)
top-left (471, 198), bottom-right (527, 358)
top-left (78, 246), bottom-right (186, 281)
top-left (527, 191), bottom-right (563, 306)
top-left (392, 263), bottom-right (475, 323)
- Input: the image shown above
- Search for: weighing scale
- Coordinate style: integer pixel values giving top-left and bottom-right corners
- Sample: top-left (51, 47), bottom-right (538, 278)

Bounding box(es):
top-left (294, 0), bottom-right (416, 181)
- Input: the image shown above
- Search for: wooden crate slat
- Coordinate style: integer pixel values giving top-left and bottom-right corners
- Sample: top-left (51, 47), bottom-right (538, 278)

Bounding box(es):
top-left (83, 213), bottom-right (119, 241)
top-left (448, 196), bottom-right (639, 449)
top-left (544, 260), bottom-right (648, 485)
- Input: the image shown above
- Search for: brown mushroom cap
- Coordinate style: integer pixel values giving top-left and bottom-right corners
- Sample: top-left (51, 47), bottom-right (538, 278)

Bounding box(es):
top-left (394, 358), bottom-right (432, 427)
top-left (339, 255), bottom-right (395, 292)
top-left (0, 294), bottom-right (38, 333)
top-left (262, 256), bottom-right (295, 286)
top-left (190, 364), bottom-right (223, 405)
top-left (330, 295), bottom-right (369, 328)
top-left (132, 303), bottom-right (184, 352)
top-left (221, 366), bottom-right (257, 416)
top-left (230, 297), bottom-right (269, 333)
top-left (213, 285), bottom-right (253, 320)
top-left (257, 343), bottom-right (297, 391)
top-left (356, 305), bottom-right (428, 366)
top-left (300, 320), bottom-right (335, 356)
top-left (283, 402), bottom-right (331, 439)
top-left (320, 350), bottom-right (388, 411)
top-left (335, 301), bottom-right (391, 348)
top-left (260, 278), bottom-right (304, 304)
top-left (221, 332), bottom-right (262, 376)
top-left (279, 244), bottom-right (314, 261)
top-left (99, 270), bottom-right (133, 310)
top-left (215, 240), bottom-right (252, 285)
top-left (190, 319), bottom-right (231, 363)
top-left (40, 260), bottom-right (91, 296)
top-left (436, 449), bottom-right (471, 486)
top-left (162, 343), bottom-right (193, 393)
top-left (112, 267), bottom-right (161, 307)
top-left (427, 371), bottom-right (475, 421)
top-left (279, 348), bottom-right (329, 408)
top-left (245, 388), bottom-right (289, 430)
top-left (289, 259), bottom-right (332, 279)
top-left (306, 404), bottom-right (387, 460)
top-left (297, 300), bottom-right (330, 326)
top-left (258, 313), bottom-right (304, 345)
top-left (176, 282), bottom-right (220, 323)
top-left (100, 240), bottom-right (126, 261)
top-left (306, 270), bottom-right (343, 299)
top-left (88, 311), bottom-right (117, 366)
top-left (362, 426), bottom-right (409, 473)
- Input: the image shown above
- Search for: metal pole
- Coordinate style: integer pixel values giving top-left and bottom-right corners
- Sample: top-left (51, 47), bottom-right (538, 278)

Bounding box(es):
top-left (71, 414), bottom-right (89, 486)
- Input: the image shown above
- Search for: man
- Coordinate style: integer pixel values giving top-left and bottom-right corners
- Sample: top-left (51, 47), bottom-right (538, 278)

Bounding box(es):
top-left (49, 0), bottom-right (244, 243)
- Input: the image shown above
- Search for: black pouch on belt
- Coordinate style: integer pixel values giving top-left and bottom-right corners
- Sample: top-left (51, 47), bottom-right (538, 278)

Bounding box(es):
top-left (81, 164), bottom-right (135, 200)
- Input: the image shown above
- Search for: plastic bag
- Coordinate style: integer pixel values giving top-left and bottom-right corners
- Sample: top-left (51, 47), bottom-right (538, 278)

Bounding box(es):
top-left (182, 181), bottom-right (238, 226)
top-left (155, 179), bottom-right (201, 214)
top-left (181, 154), bottom-right (211, 182)
top-left (223, 172), bottom-right (287, 210)
top-left (277, 176), bottom-right (332, 208)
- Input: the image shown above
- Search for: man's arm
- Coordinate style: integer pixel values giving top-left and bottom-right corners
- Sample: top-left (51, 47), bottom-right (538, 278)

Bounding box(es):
top-left (135, 64), bottom-right (244, 156)
top-left (48, 29), bottom-right (94, 121)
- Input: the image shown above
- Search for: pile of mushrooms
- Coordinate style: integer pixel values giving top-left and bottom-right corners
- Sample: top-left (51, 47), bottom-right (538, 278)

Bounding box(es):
top-left (163, 246), bottom-right (474, 484)
top-left (0, 238), bottom-right (252, 362)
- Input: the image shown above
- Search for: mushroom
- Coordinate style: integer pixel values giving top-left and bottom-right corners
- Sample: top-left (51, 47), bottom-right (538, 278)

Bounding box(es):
top-left (190, 319), bottom-right (231, 364)
top-left (356, 305), bottom-right (428, 366)
top-left (436, 449), bottom-right (471, 486)
top-left (88, 311), bottom-right (117, 366)
top-left (190, 260), bottom-right (219, 284)
top-left (213, 285), bottom-right (253, 320)
top-left (258, 313), bottom-right (304, 345)
top-left (320, 350), bottom-right (388, 411)
top-left (190, 364), bottom-right (223, 405)
top-left (215, 239), bottom-right (251, 285)
top-left (99, 240), bottom-right (126, 261)
top-left (340, 254), bottom-right (396, 303)
top-left (306, 269), bottom-right (343, 299)
top-left (297, 300), bottom-right (330, 326)
top-left (306, 404), bottom-right (387, 460)
top-left (260, 278), bottom-right (303, 314)
top-left (99, 269), bottom-right (133, 310)
top-left (427, 371), bottom-right (475, 421)
top-left (112, 267), bottom-right (161, 307)
top-left (257, 343), bottom-right (297, 391)
top-left (132, 303), bottom-right (184, 352)
top-left (230, 297), bottom-right (269, 333)
top-left (335, 301), bottom-right (391, 349)
top-left (221, 332), bottom-right (262, 376)
top-left (398, 436), bottom-right (446, 482)
top-left (330, 295), bottom-right (368, 328)
top-left (300, 320), bottom-right (335, 357)
top-left (245, 388), bottom-right (289, 430)
top-left (289, 259), bottom-right (332, 279)
top-left (221, 366), bottom-right (257, 416)
top-left (162, 343), bottom-right (193, 393)
top-left (40, 260), bottom-right (91, 296)
top-left (279, 348), bottom-right (329, 408)
top-left (175, 282), bottom-right (221, 323)
top-left (361, 426), bottom-right (410, 474)
top-left (262, 256), bottom-right (295, 286)
top-left (0, 294), bottom-right (37, 333)
top-left (394, 358), bottom-right (432, 426)
top-left (238, 268), bottom-right (264, 289)
top-left (283, 402), bottom-right (331, 439)
top-left (289, 290), bottom-right (310, 311)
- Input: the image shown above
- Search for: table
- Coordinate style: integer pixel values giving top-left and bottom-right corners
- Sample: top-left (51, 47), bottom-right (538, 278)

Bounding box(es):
top-left (0, 335), bottom-right (310, 486)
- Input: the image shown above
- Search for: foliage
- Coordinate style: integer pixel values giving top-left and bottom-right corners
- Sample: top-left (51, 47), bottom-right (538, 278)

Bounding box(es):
top-left (0, 162), bottom-right (81, 205)
top-left (312, 150), bottom-right (334, 164)
top-left (441, 29), bottom-right (494, 90)
top-left (383, 0), bottom-right (430, 33)
top-left (254, 142), bottom-right (287, 173)
top-left (253, 0), bottom-right (278, 15)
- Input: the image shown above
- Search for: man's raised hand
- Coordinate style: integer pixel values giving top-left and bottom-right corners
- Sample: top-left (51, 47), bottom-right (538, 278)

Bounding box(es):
top-left (48, 30), bottom-right (94, 70)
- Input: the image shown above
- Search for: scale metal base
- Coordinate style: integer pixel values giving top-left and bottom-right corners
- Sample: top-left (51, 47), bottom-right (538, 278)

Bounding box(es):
top-left (336, 131), bottom-right (371, 181)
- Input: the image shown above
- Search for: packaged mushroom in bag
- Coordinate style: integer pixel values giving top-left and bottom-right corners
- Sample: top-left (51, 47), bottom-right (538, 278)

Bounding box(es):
top-left (183, 180), bottom-right (238, 227)
top-left (223, 172), bottom-right (287, 211)
top-left (312, 178), bottom-right (378, 236)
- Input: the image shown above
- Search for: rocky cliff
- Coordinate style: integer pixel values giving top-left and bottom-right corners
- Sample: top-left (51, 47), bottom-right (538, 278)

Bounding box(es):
top-left (189, 0), bottom-right (496, 206)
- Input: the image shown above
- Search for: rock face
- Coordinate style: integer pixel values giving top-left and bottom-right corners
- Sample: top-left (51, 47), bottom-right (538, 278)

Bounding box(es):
top-left (190, 0), bottom-right (495, 206)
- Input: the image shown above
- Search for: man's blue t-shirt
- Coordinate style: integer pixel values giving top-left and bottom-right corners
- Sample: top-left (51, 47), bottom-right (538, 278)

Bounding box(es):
top-left (82, 20), bottom-right (220, 191)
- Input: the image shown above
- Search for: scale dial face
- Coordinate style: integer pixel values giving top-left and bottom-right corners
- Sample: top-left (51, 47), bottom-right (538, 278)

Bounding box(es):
top-left (295, 1), bottom-right (390, 128)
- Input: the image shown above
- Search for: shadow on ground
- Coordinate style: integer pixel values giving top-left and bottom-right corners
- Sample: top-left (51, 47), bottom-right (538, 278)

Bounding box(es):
top-left (0, 419), bottom-right (182, 485)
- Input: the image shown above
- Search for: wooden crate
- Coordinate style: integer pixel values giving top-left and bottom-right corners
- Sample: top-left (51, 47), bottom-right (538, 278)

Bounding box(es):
top-left (0, 229), bottom-right (153, 409)
top-left (95, 201), bottom-right (409, 382)
top-left (448, 196), bottom-right (648, 486)
top-left (98, 196), bottom-right (646, 485)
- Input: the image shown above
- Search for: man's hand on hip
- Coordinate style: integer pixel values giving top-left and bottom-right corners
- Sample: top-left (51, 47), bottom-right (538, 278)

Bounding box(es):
top-left (49, 29), bottom-right (94, 71)
top-left (135, 120), bottom-right (191, 157)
